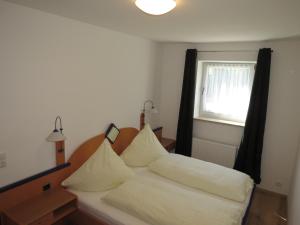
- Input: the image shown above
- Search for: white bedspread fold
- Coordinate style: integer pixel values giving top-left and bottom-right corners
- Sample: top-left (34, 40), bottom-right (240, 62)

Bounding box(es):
top-left (103, 177), bottom-right (244, 225)
top-left (149, 154), bottom-right (253, 202)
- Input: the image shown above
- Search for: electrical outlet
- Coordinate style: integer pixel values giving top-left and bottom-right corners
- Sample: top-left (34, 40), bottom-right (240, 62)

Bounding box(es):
top-left (0, 152), bottom-right (6, 168)
top-left (43, 183), bottom-right (51, 191)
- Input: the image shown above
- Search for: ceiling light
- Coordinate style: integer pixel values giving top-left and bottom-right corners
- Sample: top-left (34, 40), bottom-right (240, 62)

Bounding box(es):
top-left (135, 0), bottom-right (176, 15)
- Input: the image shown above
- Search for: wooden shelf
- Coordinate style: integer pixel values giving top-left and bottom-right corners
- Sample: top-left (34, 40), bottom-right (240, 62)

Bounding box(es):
top-left (3, 188), bottom-right (77, 225)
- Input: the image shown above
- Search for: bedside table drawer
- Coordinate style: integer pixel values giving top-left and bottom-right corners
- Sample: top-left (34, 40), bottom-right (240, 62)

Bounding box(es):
top-left (29, 214), bottom-right (53, 225)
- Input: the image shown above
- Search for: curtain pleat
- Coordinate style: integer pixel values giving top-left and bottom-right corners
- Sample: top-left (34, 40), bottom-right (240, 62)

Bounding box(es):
top-left (234, 48), bottom-right (272, 184)
top-left (175, 49), bottom-right (198, 156)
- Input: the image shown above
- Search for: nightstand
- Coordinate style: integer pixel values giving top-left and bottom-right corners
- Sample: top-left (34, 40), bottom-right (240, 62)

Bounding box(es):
top-left (2, 188), bottom-right (77, 225)
top-left (161, 137), bottom-right (176, 152)
top-left (153, 127), bottom-right (176, 152)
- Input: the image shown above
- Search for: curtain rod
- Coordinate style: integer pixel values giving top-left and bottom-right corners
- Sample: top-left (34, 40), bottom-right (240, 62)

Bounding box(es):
top-left (197, 49), bottom-right (273, 53)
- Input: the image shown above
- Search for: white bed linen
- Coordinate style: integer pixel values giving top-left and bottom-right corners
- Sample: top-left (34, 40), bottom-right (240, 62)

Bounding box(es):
top-left (69, 167), bottom-right (252, 225)
top-left (149, 154), bottom-right (253, 202)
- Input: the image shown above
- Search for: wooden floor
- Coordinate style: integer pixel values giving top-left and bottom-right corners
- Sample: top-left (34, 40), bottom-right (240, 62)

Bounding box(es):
top-left (246, 188), bottom-right (287, 225)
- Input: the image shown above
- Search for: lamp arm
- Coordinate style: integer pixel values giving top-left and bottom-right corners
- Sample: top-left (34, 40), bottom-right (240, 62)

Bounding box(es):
top-left (143, 100), bottom-right (154, 112)
top-left (54, 116), bottom-right (63, 133)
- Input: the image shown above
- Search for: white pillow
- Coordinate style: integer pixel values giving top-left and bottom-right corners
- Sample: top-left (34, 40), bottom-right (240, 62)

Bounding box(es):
top-left (121, 124), bottom-right (168, 167)
top-left (62, 139), bottom-right (133, 191)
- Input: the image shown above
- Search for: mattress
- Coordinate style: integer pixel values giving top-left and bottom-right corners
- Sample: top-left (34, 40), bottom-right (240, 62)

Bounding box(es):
top-left (69, 167), bottom-right (253, 225)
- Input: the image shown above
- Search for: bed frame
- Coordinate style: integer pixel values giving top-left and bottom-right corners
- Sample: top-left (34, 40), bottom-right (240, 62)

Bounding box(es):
top-left (64, 126), bottom-right (254, 225)
top-left (0, 127), bottom-right (254, 225)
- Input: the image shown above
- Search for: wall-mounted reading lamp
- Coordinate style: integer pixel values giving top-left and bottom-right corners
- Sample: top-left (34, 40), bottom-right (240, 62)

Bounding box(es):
top-left (140, 100), bottom-right (158, 130)
top-left (47, 116), bottom-right (66, 166)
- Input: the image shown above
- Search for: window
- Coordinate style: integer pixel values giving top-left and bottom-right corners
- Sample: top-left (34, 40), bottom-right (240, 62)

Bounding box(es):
top-left (194, 61), bottom-right (256, 125)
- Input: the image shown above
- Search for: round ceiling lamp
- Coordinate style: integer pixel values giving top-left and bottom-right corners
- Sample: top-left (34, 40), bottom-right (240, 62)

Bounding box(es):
top-left (135, 0), bottom-right (176, 15)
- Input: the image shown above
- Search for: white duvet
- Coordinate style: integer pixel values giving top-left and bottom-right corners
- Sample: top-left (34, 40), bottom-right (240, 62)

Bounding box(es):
top-left (103, 176), bottom-right (244, 225)
top-left (149, 154), bottom-right (253, 202)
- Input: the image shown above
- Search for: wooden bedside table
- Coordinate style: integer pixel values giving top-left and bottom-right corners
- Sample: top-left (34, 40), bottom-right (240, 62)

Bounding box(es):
top-left (161, 137), bottom-right (176, 152)
top-left (2, 188), bottom-right (77, 225)
top-left (153, 127), bottom-right (176, 152)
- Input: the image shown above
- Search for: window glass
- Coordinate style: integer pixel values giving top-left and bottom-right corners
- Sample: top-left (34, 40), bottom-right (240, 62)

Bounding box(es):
top-left (195, 61), bottom-right (255, 124)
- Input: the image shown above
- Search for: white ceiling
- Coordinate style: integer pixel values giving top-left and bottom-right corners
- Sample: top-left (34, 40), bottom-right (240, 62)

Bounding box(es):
top-left (6, 0), bottom-right (300, 43)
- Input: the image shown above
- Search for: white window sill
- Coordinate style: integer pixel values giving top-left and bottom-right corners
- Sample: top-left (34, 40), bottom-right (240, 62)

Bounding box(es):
top-left (194, 117), bottom-right (245, 127)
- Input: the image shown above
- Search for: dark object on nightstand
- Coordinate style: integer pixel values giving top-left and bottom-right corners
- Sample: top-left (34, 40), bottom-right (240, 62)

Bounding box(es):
top-left (2, 188), bottom-right (77, 225)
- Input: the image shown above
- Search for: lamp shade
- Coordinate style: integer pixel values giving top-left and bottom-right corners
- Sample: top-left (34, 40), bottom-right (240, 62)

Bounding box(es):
top-left (135, 0), bottom-right (176, 15)
top-left (47, 130), bottom-right (66, 142)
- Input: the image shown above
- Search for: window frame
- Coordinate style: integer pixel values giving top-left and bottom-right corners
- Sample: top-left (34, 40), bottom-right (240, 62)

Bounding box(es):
top-left (194, 60), bottom-right (256, 126)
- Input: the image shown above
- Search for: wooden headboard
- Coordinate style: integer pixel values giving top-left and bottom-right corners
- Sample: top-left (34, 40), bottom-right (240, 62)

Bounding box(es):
top-left (67, 127), bottom-right (138, 174)
top-left (0, 127), bottom-right (138, 215)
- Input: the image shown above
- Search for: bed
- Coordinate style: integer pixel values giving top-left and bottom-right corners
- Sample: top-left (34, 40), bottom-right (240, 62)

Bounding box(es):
top-left (63, 127), bottom-right (254, 225)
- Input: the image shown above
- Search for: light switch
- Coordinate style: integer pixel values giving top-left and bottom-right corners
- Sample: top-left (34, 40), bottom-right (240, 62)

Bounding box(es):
top-left (0, 152), bottom-right (6, 168)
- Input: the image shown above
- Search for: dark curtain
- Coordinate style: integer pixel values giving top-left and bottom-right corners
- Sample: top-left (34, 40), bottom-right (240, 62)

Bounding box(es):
top-left (234, 48), bottom-right (272, 184)
top-left (175, 49), bottom-right (198, 156)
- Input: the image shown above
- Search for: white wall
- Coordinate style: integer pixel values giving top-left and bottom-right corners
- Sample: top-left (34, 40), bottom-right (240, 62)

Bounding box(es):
top-left (158, 39), bottom-right (300, 194)
top-left (289, 139), bottom-right (300, 225)
top-left (0, 0), bottom-right (159, 186)
top-left (1, 0), bottom-right (300, 197)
